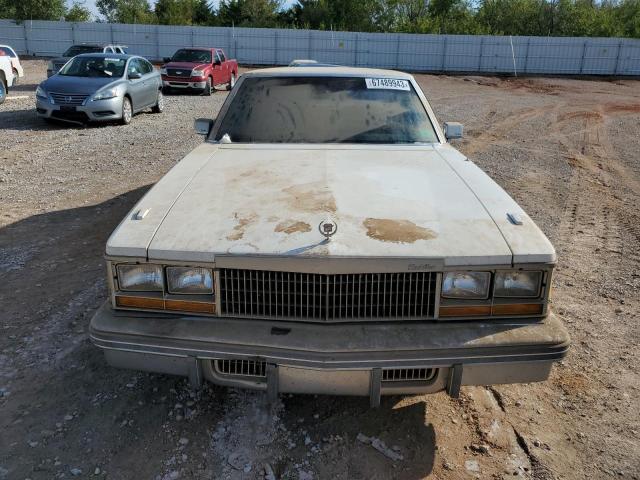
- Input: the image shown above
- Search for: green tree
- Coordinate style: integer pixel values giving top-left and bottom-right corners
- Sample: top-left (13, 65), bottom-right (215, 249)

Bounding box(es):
top-left (8, 0), bottom-right (66, 21)
top-left (97, 0), bottom-right (156, 23)
top-left (616, 0), bottom-right (640, 37)
top-left (477, 0), bottom-right (548, 36)
top-left (0, 0), bottom-right (16, 19)
top-left (217, 0), bottom-right (283, 27)
top-left (156, 0), bottom-right (213, 25)
top-left (65, 2), bottom-right (92, 22)
top-left (193, 0), bottom-right (215, 24)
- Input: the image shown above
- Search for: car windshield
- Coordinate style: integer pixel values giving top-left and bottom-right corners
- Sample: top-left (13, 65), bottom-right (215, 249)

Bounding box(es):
top-left (59, 57), bottom-right (126, 78)
top-left (0, 47), bottom-right (15, 58)
top-left (214, 76), bottom-right (439, 144)
top-left (171, 49), bottom-right (211, 63)
top-left (63, 45), bottom-right (103, 57)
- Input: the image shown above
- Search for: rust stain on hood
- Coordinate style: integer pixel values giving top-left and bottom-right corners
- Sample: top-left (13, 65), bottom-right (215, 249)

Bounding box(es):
top-left (226, 213), bottom-right (258, 241)
top-left (363, 218), bottom-right (437, 243)
top-left (283, 182), bottom-right (337, 213)
top-left (275, 220), bottom-right (312, 234)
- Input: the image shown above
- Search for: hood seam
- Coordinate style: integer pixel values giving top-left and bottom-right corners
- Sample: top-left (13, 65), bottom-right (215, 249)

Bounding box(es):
top-left (433, 146), bottom-right (515, 267)
top-left (145, 148), bottom-right (218, 261)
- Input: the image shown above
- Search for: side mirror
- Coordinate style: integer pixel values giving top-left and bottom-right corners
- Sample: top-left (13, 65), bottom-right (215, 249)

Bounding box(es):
top-left (444, 122), bottom-right (463, 140)
top-left (214, 58), bottom-right (221, 66)
top-left (128, 71), bottom-right (142, 80)
top-left (194, 118), bottom-right (214, 136)
top-left (163, 57), bottom-right (171, 63)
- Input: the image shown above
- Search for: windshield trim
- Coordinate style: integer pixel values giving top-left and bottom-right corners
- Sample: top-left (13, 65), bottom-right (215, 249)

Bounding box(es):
top-left (171, 48), bottom-right (212, 63)
top-left (208, 75), bottom-right (445, 145)
top-left (58, 56), bottom-right (128, 78)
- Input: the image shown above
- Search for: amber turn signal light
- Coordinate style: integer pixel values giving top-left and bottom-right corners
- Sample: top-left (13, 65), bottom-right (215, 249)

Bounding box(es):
top-left (116, 295), bottom-right (164, 310)
top-left (491, 303), bottom-right (543, 316)
top-left (115, 295), bottom-right (215, 314)
top-left (439, 305), bottom-right (492, 317)
top-left (165, 299), bottom-right (215, 314)
top-left (439, 303), bottom-right (544, 317)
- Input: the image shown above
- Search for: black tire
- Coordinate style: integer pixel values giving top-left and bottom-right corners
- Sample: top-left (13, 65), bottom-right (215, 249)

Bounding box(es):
top-left (0, 79), bottom-right (6, 105)
top-left (203, 77), bottom-right (212, 96)
top-left (152, 90), bottom-right (164, 113)
top-left (120, 96), bottom-right (132, 125)
top-left (226, 72), bottom-right (236, 91)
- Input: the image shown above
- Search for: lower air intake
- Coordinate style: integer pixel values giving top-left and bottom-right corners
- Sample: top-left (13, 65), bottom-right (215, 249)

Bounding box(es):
top-left (214, 359), bottom-right (266, 378)
top-left (382, 368), bottom-right (436, 383)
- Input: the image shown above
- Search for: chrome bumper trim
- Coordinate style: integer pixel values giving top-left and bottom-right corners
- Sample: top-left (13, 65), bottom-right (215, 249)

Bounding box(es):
top-left (89, 301), bottom-right (569, 369)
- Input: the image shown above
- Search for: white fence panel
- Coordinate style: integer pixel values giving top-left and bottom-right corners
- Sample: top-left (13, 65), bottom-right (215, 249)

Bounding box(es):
top-left (1, 19), bottom-right (639, 75)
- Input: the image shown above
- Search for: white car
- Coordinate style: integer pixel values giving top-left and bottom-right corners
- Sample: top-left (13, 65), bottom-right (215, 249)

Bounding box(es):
top-left (0, 45), bottom-right (24, 83)
top-left (90, 67), bottom-right (569, 406)
top-left (0, 55), bottom-right (15, 105)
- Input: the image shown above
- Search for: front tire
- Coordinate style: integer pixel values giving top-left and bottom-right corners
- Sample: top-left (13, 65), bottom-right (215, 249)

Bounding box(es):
top-left (120, 97), bottom-right (132, 125)
top-left (152, 90), bottom-right (164, 113)
top-left (226, 72), bottom-right (236, 91)
top-left (0, 79), bottom-right (6, 105)
top-left (203, 77), bottom-right (212, 96)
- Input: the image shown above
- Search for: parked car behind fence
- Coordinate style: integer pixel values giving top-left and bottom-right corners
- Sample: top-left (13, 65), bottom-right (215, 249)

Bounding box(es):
top-left (0, 44), bottom-right (24, 83)
top-left (36, 53), bottom-right (163, 125)
top-left (47, 44), bottom-right (128, 77)
top-left (161, 48), bottom-right (237, 95)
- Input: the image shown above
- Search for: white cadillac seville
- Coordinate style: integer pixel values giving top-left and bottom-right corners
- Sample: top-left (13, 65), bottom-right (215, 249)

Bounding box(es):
top-left (90, 67), bottom-right (569, 406)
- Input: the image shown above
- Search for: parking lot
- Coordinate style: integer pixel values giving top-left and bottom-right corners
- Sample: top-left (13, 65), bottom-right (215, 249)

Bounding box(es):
top-left (1, 59), bottom-right (639, 480)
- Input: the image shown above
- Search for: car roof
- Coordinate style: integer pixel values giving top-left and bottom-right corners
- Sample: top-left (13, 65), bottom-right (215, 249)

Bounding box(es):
top-left (244, 66), bottom-right (414, 80)
top-left (74, 53), bottom-right (136, 59)
top-left (175, 47), bottom-right (219, 51)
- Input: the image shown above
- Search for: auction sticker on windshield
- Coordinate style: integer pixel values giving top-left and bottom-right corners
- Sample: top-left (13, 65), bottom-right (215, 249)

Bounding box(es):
top-left (365, 78), bottom-right (410, 91)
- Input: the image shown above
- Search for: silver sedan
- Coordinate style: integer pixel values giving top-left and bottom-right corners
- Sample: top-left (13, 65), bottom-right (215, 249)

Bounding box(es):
top-left (36, 53), bottom-right (163, 125)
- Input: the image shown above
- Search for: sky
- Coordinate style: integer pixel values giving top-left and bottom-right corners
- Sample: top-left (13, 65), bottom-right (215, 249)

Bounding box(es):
top-left (78, 0), bottom-right (298, 20)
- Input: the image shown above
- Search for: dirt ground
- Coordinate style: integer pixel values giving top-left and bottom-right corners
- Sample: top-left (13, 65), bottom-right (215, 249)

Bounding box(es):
top-left (0, 60), bottom-right (638, 480)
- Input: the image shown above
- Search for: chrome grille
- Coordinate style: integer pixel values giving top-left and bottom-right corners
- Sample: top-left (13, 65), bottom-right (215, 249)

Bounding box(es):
top-left (167, 68), bottom-right (192, 78)
top-left (382, 368), bottom-right (436, 383)
top-left (49, 92), bottom-right (89, 105)
top-left (219, 269), bottom-right (438, 322)
top-left (214, 359), bottom-right (266, 378)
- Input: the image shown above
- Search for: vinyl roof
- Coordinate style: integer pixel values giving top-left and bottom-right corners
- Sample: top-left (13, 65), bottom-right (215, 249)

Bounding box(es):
top-left (244, 66), bottom-right (414, 79)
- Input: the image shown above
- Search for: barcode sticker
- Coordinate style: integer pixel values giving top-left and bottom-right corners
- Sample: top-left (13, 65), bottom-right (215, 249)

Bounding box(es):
top-left (365, 78), bottom-right (410, 91)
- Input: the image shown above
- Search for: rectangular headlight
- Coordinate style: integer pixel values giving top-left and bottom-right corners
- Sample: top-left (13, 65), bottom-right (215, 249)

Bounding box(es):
top-left (442, 271), bottom-right (491, 299)
top-left (494, 271), bottom-right (542, 297)
top-left (166, 267), bottom-right (213, 294)
top-left (117, 264), bottom-right (163, 291)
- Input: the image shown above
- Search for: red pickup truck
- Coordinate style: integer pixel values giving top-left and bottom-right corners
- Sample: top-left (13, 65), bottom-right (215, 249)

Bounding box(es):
top-left (161, 47), bottom-right (238, 95)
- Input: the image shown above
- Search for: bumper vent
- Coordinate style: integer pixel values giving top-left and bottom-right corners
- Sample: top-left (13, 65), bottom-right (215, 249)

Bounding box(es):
top-left (218, 269), bottom-right (438, 322)
top-left (214, 359), bottom-right (266, 378)
top-left (51, 110), bottom-right (90, 123)
top-left (382, 368), bottom-right (436, 383)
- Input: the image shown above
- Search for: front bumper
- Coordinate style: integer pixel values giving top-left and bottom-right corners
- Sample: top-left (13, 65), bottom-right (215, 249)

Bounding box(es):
top-left (90, 301), bottom-right (569, 402)
top-left (162, 78), bottom-right (206, 89)
top-left (36, 96), bottom-right (124, 124)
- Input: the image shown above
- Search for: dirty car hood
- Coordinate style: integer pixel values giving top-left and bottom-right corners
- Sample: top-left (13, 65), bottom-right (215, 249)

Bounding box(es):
top-left (132, 144), bottom-right (517, 266)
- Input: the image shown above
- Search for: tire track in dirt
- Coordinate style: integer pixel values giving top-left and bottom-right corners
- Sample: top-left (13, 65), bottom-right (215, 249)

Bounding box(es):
top-left (462, 104), bottom-right (560, 157)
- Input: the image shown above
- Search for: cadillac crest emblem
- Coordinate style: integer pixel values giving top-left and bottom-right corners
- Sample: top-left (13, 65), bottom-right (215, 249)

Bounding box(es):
top-left (318, 219), bottom-right (338, 240)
